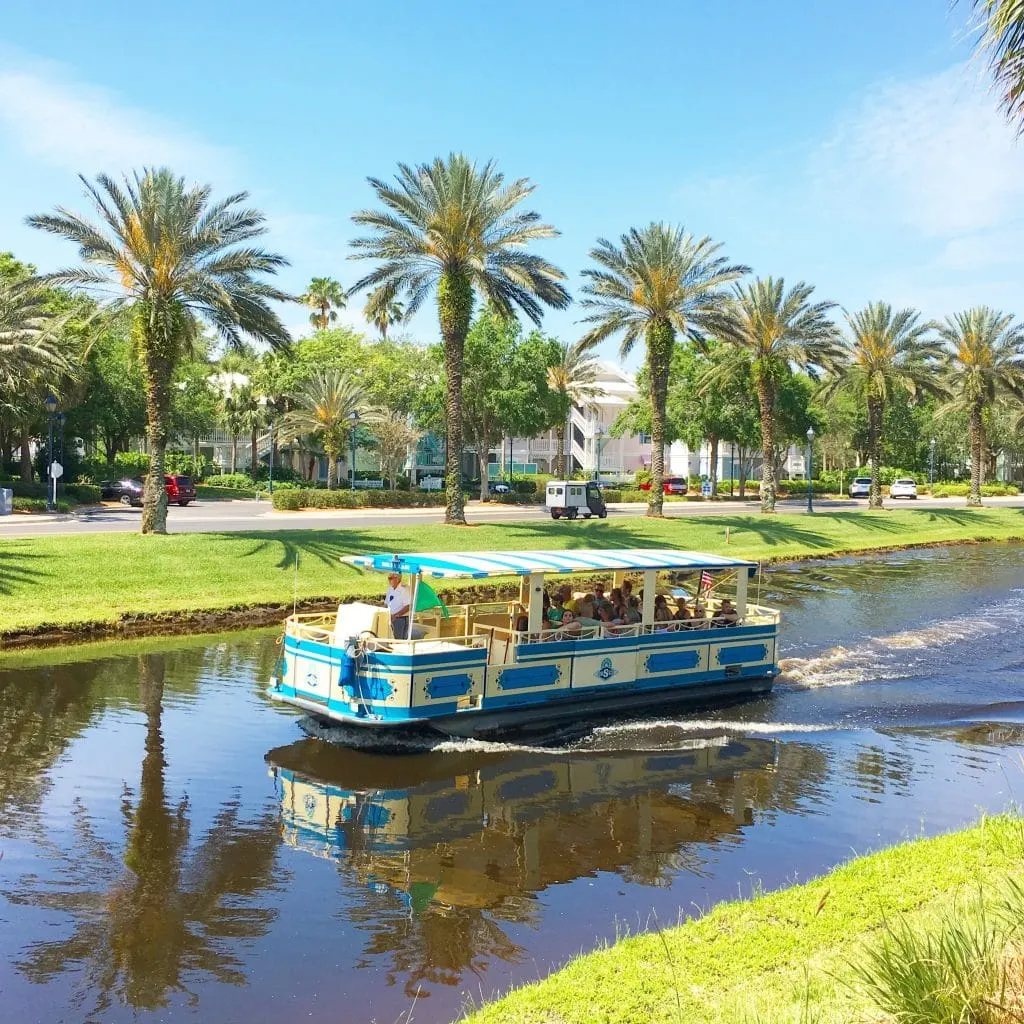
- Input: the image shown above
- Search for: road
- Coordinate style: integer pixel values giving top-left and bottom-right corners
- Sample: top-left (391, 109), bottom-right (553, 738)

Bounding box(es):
top-left (2, 494), bottom-right (1023, 538)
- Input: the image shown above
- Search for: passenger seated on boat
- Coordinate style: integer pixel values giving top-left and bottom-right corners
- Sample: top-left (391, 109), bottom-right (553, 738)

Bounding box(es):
top-left (621, 579), bottom-right (634, 603)
top-left (653, 595), bottom-right (673, 627)
top-left (554, 609), bottom-right (582, 636)
top-left (597, 604), bottom-right (624, 636)
top-left (712, 599), bottom-right (740, 627)
top-left (574, 593), bottom-right (597, 620)
top-left (623, 596), bottom-right (642, 625)
top-left (676, 601), bottom-right (705, 629)
top-left (547, 592), bottom-right (565, 626)
top-left (592, 582), bottom-right (613, 614)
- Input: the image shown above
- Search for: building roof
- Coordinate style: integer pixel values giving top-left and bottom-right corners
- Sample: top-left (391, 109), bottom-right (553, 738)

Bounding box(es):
top-left (343, 548), bottom-right (757, 579)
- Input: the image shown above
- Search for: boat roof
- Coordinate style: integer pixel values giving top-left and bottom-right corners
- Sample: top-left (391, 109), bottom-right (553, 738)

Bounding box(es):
top-left (343, 548), bottom-right (757, 580)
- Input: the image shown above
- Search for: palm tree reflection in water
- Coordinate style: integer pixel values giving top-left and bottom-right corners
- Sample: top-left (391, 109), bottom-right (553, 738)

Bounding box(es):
top-left (5, 653), bottom-right (281, 1016)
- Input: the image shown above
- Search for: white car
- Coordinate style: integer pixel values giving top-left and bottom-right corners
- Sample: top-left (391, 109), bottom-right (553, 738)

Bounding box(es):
top-left (848, 477), bottom-right (872, 498)
top-left (889, 478), bottom-right (918, 500)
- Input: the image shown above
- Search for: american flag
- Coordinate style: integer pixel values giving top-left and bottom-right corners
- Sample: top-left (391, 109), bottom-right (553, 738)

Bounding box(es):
top-left (700, 570), bottom-right (714, 593)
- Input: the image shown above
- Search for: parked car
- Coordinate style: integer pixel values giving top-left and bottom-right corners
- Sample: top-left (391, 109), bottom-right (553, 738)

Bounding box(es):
top-left (164, 474), bottom-right (196, 506)
top-left (848, 477), bottom-right (872, 498)
top-left (490, 482), bottom-right (511, 494)
top-left (637, 476), bottom-right (689, 495)
top-left (100, 478), bottom-right (144, 506)
top-left (889, 478), bottom-right (918, 500)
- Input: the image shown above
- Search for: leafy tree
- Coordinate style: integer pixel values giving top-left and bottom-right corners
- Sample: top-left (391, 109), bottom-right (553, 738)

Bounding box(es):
top-left (350, 153), bottom-right (569, 524)
top-left (369, 411), bottom-right (422, 488)
top-left (301, 277), bottom-right (346, 331)
top-left (822, 303), bottom-right (942, 507)
top-left (0, 277), bottom-right (66, 395)
top-left (218, 385), bottom-right (246, 473)
top-left (935, 307), bottom-right (1024, 505)
top-left (969, 0), bottom-right (1024, 129)
top-left (580, 224), bottom-right (747, 516)
top-left (710, 278), bottom-right (840, 512)
top-left (364, 286), bottom-right (405, 339)
top-left (29, 168), bottom-right (292, 533)
top-left (279, 369), bottom-right (373, 488)
top-left (545, 339), bottom-right (603, 479)
top-left (170, 360), bottom-right (219, 466)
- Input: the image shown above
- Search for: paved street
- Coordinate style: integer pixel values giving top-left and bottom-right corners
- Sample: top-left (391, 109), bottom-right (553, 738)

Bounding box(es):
top-left (2, 494), bottom-right (1022, 538)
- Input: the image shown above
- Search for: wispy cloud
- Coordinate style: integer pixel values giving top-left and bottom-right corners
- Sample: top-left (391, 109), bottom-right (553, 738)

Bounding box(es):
top-left (0, 58), bottom-right (232, 178)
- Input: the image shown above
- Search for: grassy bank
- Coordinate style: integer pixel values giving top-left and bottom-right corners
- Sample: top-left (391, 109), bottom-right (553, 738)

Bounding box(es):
top-left (1, 507), bottom-right (1022, 642)
top-left (460, 814), bottom-right (1024, 1024)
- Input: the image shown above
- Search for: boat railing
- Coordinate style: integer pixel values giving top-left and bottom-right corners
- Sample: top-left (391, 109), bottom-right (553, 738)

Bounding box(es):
top-left (286, 613), bottom-right (337, 644)
top-left (359, 634), bottom-right (489, 654)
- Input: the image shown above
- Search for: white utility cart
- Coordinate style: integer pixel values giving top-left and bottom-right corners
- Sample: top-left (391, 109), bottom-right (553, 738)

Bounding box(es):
top-left (545, 480), bottom-right (608, 520)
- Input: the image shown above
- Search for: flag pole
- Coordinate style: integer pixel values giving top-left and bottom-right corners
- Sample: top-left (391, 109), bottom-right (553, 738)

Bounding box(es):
top-left (408, 572), bottom-right (420, 641)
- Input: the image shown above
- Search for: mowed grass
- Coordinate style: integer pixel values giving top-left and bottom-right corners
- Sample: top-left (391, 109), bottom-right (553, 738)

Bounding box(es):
top-left (1, 507), bottom-right (1023, 634)
top-left (459, 814), bottom-right (1024, 1024)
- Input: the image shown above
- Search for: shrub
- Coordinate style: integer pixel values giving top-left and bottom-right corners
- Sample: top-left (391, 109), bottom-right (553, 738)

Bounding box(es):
top-left (496, 491), bottom-right (544, 504)
top-left (513, 479), bottom-right (537, 495)
top-left (165, 453), bottom-right (210, 479)
top-left (209, 472), bottom-right (257, 490)
top-left (777, 479), bottom-right (830, 495)
top-left (13, 497), bottom-right (71, 513)
top-left (114, 451), bottom-right (150, 476)
top-left (271, 488), bottom-right (448, 511)
top-left (64, 484), bottom-right (101, 504)
top-left (634, 468), bottom-right (652, 487)
top-left (931, 482), bottom-right (1019, 497)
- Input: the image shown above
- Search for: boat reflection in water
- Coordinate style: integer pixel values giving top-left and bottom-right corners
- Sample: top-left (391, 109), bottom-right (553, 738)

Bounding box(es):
top-left (265, 732), bottom-right (828, 995)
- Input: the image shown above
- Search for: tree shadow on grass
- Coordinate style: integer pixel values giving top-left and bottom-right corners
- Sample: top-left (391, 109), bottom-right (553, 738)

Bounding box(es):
top-left (0, 546), bottom-right (49, 596)
top-left (921, 507), bottom-right (1024, 527)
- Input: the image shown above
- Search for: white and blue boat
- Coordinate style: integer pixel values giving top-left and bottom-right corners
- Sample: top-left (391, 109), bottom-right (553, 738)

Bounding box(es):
top-left (268, 548), bottom-right (780, 737)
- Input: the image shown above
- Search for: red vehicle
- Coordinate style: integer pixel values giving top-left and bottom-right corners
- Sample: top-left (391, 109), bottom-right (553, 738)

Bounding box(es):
top-left (637, 476), bottom-right (689, 495)
top-left (164, 474), bottom-right (196, 506)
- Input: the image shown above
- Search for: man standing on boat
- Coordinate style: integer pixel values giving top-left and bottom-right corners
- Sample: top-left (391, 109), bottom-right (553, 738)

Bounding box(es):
top-left (385, 572), bottom-right (411, 639)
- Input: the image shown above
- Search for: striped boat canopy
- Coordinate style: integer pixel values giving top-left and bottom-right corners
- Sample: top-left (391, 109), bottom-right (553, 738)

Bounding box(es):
top-left (343, 549), bottom-right (758, 580)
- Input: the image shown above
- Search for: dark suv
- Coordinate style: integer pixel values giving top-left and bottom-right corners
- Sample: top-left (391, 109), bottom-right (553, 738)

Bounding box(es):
top-left (164, 475), bottom-right (196, 506)
top-left (100, 478), bottom-right (144, 506)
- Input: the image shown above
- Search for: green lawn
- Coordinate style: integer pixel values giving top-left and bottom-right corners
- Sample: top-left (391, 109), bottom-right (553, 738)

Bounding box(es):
top-left (1, 507), bottom-right (1023, 636)
top-left (460, 814), bottom-right (1024, 1024)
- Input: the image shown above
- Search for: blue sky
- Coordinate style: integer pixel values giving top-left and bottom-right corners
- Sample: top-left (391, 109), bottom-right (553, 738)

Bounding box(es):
top-left (0, 1), bottom-right (1019, 362)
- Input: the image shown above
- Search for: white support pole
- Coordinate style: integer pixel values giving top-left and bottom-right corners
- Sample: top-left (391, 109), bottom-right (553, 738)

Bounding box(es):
top-left (408, 573), bottom-right (420, 640)
top-left (526, 572), bottom-right (545, 633)
top-left (642, 569), bottom-right (657, 626)
top-left (736, 567), bottom-right (748, 622)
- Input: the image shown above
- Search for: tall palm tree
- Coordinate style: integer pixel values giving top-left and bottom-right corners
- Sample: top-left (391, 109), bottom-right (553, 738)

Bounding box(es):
top-left (823, 303), bottom-right (943, 508)
top-left (29, 169), bottom-right (291, 533)
top-left (218, 385), bottom-right (246, 474)
top-left (350, 153), bottom-right (569, 524)
top-left (279, 369), bottom-right (372, 488)
top-left (710, 278), bottom-right (840, 513)
top-left (0, 278), bottom-right (67, 392)
top-left (301, 277), bottom-right (346, 331)
top-left (969, 0), bottom-right (1024, 130)
top-left (934, 307), bottom-right (1024, 506)
top-left (363, 285), bottom-right (405, 340)
top-left (545, 339), bottom-right (603, 478)
top-left (579, 224), bottom-right (748, 516)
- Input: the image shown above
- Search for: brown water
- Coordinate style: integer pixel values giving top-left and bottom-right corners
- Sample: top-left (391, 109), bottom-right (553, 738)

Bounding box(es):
top-left (1, 544), bottom-right (1023, 1024)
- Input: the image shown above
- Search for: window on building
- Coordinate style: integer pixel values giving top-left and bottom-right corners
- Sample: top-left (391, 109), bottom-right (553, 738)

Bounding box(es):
top-left (638, 432), bottom-right (651, 444)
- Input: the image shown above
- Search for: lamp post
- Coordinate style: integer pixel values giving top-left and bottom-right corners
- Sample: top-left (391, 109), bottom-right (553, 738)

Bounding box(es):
top-left (929, 438), bottom-right (936, 489)
top-left (44, 393), bottom-right (57, 511)
top-left (595, 427), bottom-right (604, 483)
top-left (730, 442), bottom-right (736, 497)
top-left (347, 410), bottom-right (360, 489)
top-left (806, 427), bottom-right (815, 514)
top-left (56, 412), bottom-right (65, 501)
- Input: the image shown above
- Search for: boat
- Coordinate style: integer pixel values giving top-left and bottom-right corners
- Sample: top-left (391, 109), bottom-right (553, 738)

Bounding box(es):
top-left (267, 548), bottom-right (780, 737)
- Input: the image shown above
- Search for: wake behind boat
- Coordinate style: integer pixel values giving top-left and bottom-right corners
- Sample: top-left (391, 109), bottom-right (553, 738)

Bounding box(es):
top-left (267, 548), bottom-right (780, 738)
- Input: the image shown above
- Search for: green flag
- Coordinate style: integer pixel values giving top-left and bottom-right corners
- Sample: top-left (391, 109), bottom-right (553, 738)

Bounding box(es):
top-left (414, 579), bottom-right (449, 619)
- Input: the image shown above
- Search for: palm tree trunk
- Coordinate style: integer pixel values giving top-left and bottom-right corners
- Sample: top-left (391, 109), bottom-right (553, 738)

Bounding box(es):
top-left (251, 426), bottom-right (258, 479)
top-left (555, 425), bottom-right (566, 479)
top-left (738, 446), bottom-right (747, 498)
top-left (230, 437), bottom-right (238, 474)
top-left (708, 434), bottom-right (719, 498)
top-left (141, 346), bottom-right (172, 534)
top-left (646, 320), bottom-right (674, 518)
top-left (867, 396), bottom-right (884, 510)
top-left (756, 371), bottom-right (777, 513)
top-left (968, 402), bottom-right (984, 507)
top-left (477, 446), bottom-right (491, 501)
top-left (438, 269), bottom-right (473, 525)
top-left (19, 424), bottom-right (33, 481)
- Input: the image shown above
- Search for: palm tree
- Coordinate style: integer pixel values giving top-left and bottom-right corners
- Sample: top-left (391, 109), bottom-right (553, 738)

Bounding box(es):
top-left (218, 385), bottom-right (246, 474)
top-left (969, 0), bottom-right (1024, 130)
top-left (279, 369), bottom-right (372, 488)
top-left (350, 153), bottom-right (569, 524)
top-left (301, 277), bottom-right (346, 331)
top-left (28, 168), bottom-right (291, 533)
top-left (934, 307), bottom-right (1024, 506)
top-left (823, 303), bottom-right (944, 508)
top-left (579, 224), bottom-right (748, 516)
top-left (545, 339), bottom-right (603, 478)
top-left (236, 384), bottom-right (268, 477)
top-left (363, 286), bottom-right (405, 340)
top-left (710, 278), bottom-right (840, 513)
top-left (0, 278), bottom-right (66, 392)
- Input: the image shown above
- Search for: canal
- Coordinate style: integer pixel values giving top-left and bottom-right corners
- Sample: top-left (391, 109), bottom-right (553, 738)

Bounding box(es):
top-left (1, 543), bottom-right (1022, 1023)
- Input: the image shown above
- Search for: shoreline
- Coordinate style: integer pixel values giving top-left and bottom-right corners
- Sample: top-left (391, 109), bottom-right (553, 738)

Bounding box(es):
top-left (2, 510), bottom-right (1022, 651)
top-left (459, 814), bottom-right (1024, 1024)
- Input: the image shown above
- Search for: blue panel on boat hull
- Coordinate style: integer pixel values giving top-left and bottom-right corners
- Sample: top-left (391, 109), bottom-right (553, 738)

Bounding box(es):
top-left (715, 644), bottom-right (768, 666)
top-left (425, 672), bottom-right (474, 700)
top-left (497, 663), bottom-right (562, 691)
top-left (343, 675), bottom-right (394, 702)
top-left (645, 649), bottom-right (702, 673)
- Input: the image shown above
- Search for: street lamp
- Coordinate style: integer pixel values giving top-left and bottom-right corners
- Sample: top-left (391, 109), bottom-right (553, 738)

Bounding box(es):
top-left (44, 393), bottom-right (58, 511)
top-left (56, 412), bottom-right (65, 501)
top-left (347, 410), bottom-right (360, 490)
top-left (595, 427), bottom-right (604, 483)
top-left (929, 438), bottom-right (936, 489)
top-left (806, 427), bottom-right (815, 514)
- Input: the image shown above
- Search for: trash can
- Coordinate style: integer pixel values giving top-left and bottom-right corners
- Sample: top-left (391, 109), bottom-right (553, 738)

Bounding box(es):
top-left (0, 488), bottom-right (12, 515)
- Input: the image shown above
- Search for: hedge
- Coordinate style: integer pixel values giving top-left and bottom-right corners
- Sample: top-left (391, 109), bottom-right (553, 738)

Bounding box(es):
top-left (12, 497), bottom-right (71, 513)
top-left (2, 481), bottom-right (100, 504)
top-left (272, 488), bottom-right (448, 511)
top-left (931, 482), bottom-right (1020, 497)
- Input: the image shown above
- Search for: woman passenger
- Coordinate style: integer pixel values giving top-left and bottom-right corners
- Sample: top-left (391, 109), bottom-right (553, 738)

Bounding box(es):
top-left (653, 595), bottom-right (673, 624)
